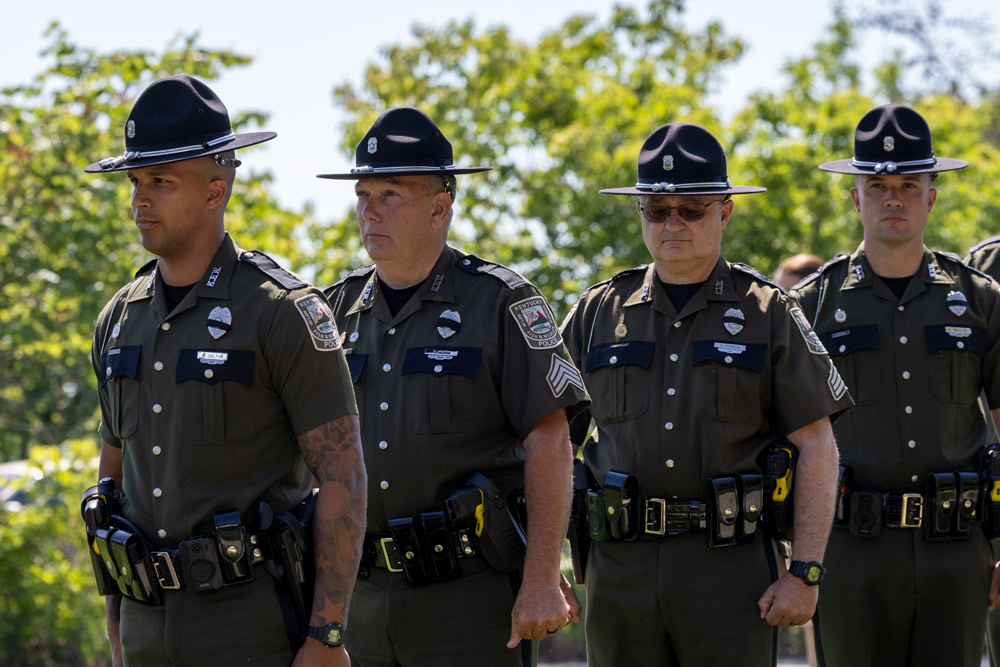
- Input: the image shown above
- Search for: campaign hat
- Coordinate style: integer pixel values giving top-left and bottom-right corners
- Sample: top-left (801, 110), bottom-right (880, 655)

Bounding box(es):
top-left (84, 74), bottom-right (275, 173)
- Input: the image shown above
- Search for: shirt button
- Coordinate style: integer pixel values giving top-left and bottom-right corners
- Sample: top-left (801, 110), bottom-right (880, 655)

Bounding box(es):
top-left (434, 365), bottom-right (443, 373)
top-left (670, 354), bottom-right (679, 362)
top-left (724, 356), bottom-right (733, 364)
top-left (899, 336), bottom-right (908, 344)
top-left (957, 341), bottom-right (965, 349)
top-left (154, 361), bottom-right (164, 371)
top-left (908, 440), bottom-right (916, 449)
top-left (380, 402), bottom-right (389, 411)
top-left (378, 440), bottom-right (388, 450)
top-left (911, 475), bottom-right (919, 483)
top-left (673, 322), bottom-right (682, 329)
top-left (664, 422), bottom-right (674, 430)
top-left (380, 480), bottom-right (389, 490)
top-left (904, 405), bottom-right (913, 414)
top-left (898, 305), bottom-right (905, 312)
top-left (462, 259), bottom-right (471, 266)
top-left (839, 345), bottom-right (846, 354)
top-left (667, 388), bottom-right (676, 396)
top-left (349, 332), bottom-right (359, 343)
top-left (382, 363), bottom-right (391, 372)
top-left (902, 371), bottom-right (910, 379)
top-left (157, 529), bottom-right (167, 539)
top-left (665, 459), bottom-right (675, 468)
top-left (387, 328), bottom-right (396, 335)
top-left (204, 369), bottom-right (214, 379)
top-left (152, 446), bottom-right (161, 455)
top-left (161, 322), bottom-right (171, 331)
top-left (153, 488), bottom-right (162, 498)
top-left (106, 367), bottom-right (112, 377)
top-left (609, 356), bottom-right (618, 365)
top-left (152, 403), bottom-right (162, 414)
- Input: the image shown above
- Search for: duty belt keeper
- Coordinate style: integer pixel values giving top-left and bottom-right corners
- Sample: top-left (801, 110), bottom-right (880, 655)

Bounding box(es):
top-left (924, 473), bottom-right (959, 541)
top-left (706, 476), bottom-right (739, 547)
top-left (738, 474), bottom-right (764, 542)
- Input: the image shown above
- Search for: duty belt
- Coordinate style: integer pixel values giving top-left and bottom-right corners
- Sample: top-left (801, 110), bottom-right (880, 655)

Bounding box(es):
top-left (642, 499), bottom-right (707, 536)
top-left (883, 492), bottom-right (924, 528)
top-left (362, 531), bottom-right (477, 574)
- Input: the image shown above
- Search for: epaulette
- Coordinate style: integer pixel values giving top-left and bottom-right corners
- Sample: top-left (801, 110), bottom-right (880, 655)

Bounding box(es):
top-left (732, 262), bottom-right (780, 288)
top-left (934, 249), bottom-right (994, 281)
top-left (239, 250), bottom-right (307, 290)
top-left (327, 264), bottom-right (376, 292)
top-left (575, 265), bottom-right (646, 300)
top-left (457, 253), bottom-right (529, 290)
top-left (967, 234), bottom-right (1000, 256)
top-left (791, 253), bottom-right (849, 290)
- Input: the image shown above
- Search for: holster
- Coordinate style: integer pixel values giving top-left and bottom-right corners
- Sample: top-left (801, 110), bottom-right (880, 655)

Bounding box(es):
top-left (567, 459), bottom-right (595, 584)
top-left (587, 471), bottom-right (640, 542)
top-left (762, 440), bottom-right (796, 540)
top-left (982, 444), bottom-right (1000, 538)
top-left (924, 472), bottom-right (979, 541)
top-left (465, 473), bottom-right (526, 574)
top-left (265, 491), bottom-right (317, 631)
top-left (81, 478), bottom-right (121, 596)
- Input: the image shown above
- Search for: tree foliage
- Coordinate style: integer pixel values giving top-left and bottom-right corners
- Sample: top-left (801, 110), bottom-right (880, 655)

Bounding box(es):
top-left (0, 25), bottom-right (309, 461)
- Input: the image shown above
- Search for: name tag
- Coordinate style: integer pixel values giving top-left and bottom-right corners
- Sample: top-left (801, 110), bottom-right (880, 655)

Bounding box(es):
top-left (946, 326), bottom-right (972, 339)
top-left (425, 349), bottom-right (459, 361)
top-left (197, 351), bottom-right (229, 365)
top-left (714, 342), bottom-right (746, 355)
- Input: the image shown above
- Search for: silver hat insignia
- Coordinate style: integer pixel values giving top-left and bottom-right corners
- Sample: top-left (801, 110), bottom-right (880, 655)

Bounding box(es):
top-left (883, 135), bottom-right (894, 152)
top-left (126, 120), bottom-right (136, 139)
top-left (663, 155), bottom-right (674, 171)
top-left (367, 137), bottom-right (378, 154)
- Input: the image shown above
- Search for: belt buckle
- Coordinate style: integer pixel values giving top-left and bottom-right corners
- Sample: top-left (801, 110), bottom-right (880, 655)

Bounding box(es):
top-left (151, 551), bottom-right (180, 590)
top-left (901, 493), bottom-right (923, 528)
top-left (379, 537), bottom-right (403, 573)
top-left (645, 498), bottom-right (666, 536)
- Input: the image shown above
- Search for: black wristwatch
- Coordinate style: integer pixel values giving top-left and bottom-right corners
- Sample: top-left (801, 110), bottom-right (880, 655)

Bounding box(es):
top-left (788, 560), bottom-right (826, 586)
top-left (307, 622), bottom-right (345, 647)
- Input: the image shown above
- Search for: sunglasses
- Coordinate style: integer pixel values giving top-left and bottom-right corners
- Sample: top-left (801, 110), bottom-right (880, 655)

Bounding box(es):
top-left (638, 198), bottom-right (728, 224)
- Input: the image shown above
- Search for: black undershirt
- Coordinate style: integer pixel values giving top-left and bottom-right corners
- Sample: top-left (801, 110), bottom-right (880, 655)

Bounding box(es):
top-left (660, 280), bottom-right (707, 312)
top-left (381, 282), bottom-right (422, 317)
top-left (163, 282), bottom-right (195, 312)
top-left (877, 274), bottom-right (913, 301)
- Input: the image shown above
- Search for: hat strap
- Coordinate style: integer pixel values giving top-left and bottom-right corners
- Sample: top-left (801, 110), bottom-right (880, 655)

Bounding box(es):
top-left (350, 164), bottom-right (458, 175)
top-left (850, 156), bottom-right (936, 174)
top-left (635, 180), bottom-right (730, 193)
top-left (98, 132), bottom-right (237, 170)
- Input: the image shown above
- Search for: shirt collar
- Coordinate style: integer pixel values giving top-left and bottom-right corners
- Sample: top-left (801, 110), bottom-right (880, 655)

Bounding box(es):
top-left (624, 255), bottom-right (738, 315)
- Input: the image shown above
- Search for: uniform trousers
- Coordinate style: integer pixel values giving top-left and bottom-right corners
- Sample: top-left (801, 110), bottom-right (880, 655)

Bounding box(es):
top-left (119, 569), bottom-right (296, 667)
top-left (815, 526), bottom-right (992, 667)
top-left (585, 533), bottom-right (776, 666)
top-left (347, 557), bottom-right (531, 666)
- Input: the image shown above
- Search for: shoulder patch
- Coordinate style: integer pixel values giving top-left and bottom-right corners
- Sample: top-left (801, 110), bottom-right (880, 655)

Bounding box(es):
top-left (293, 294), bottom-right (341, 352)
top-left (457, 253), bottom-right (530, 290)
top-left (509, 295), bottom-right (563, 349)
top-left (240, 250), bottom-right (308, 290)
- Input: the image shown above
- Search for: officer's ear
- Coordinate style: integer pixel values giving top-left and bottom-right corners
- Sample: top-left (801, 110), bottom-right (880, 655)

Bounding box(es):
top-left (206, 177), bottom-right (229, 211)
top-left (429, 190), bottom-right (452, 231)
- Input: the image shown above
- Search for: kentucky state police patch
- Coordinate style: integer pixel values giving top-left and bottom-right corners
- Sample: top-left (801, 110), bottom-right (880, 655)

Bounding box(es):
top-left (294, 294), bottom-right (341, 351)
top-left (509, 296), bottom-right (562, 350)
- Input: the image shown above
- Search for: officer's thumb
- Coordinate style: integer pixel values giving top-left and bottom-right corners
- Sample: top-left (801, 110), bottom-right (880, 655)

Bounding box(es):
top-left (507, 625), bottom-right (522, 649)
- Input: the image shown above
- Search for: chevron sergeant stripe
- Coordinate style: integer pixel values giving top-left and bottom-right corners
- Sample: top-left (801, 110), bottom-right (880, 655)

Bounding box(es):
top-left (547, 353), bottom-right (584, 398)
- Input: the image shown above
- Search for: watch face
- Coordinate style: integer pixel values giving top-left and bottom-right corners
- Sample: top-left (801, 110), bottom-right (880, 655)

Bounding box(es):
top-left (325, 627), bottom-right (343, 644)
top-left (805, 566), bottom-right (822, 584)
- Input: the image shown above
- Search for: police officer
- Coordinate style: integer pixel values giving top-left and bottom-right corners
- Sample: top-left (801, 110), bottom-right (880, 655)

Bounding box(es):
top-left (963, 235), bottom-right (1000, 667)
top-left (86, 75), bottom-right (366, 667)
top-left (795, 104), bottom-right (1000, 667)
top-left (318, 107), bottom-right (590, 666)
top-left (561, 122), bottom-right (851, 666)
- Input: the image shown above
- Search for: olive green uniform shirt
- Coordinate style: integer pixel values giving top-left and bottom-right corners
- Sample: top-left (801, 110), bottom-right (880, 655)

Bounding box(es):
top-left (794, 245), bottom-right (1000, 489)
top-left (324, 245), bottom-right (589, 532)
top-left (92, 234), bottom-right (357, 545)
top-left (563, 256), bottom-right (851, 497)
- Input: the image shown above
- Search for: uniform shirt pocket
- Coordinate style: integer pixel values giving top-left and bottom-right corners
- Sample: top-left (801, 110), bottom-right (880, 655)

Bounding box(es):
top-left (99, 345), bottom-right (141, 439)
top-left (925, 325), bottom-right (985, 405)
top-left (583, 341), bottom-right (653, 424)
top-left (692, 340), bottom-right (765, 424)
top-left (401, 347), bottom-right (481, 434)
top-left (176, 349), bottom-right (255, 444)
top-left (820, 326), bottom-right (881, 406)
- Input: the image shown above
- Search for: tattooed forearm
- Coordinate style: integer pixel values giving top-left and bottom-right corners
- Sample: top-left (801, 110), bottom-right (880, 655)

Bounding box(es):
top-left (297, 414), bottom-right (367, 625)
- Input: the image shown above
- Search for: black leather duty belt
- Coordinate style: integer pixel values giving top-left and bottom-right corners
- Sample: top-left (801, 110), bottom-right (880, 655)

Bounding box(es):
top-left (362, 532), bottom-right (476, 573)
top-left (883, 492), bottom-right (924, 528)
top-left (642, 498), bottom-right (708, 536)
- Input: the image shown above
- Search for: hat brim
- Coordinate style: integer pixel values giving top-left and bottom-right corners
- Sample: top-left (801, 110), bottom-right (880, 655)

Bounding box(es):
top-left (599, 184), bottom-right (766, 196)
top-left (817, 157), bottom-right (968, 175)
top-left (84, 131), bottom-right (276, 173)
top-left (317, 165), bottom-right (492, 180)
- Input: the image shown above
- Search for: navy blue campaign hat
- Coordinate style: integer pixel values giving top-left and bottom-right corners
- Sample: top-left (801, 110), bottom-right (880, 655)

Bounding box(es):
top-left (600, 122), bottom-right (765, 196)
top-left (84, 75), bottom-right (275, 173)
top-left (818, 104), bottom-right (967, 175)
top-left (316, 106), bottom-right (491, 180)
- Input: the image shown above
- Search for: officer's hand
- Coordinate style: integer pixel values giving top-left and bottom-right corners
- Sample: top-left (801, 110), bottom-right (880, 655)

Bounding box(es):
top-left (758, 573), bottom-right (818, 627)
top-left (291, 639), bottom-right (350, 667)
top-left (560, 573), bottom-right (583, 623)
top-left (507, 578), bottom-right (572, 648)
top-left (989, 561), bottom-right (1000, 611)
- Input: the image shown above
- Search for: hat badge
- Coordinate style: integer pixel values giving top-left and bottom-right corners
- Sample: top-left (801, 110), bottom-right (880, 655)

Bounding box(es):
top-left (883, 135), bottom-right (894, 152)
top-left (663, 155), bottom-right (674, 171)
top-left (367, 137), bottom-right (378, 154)
top-left (126, 120), bottom-right (136, 139)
